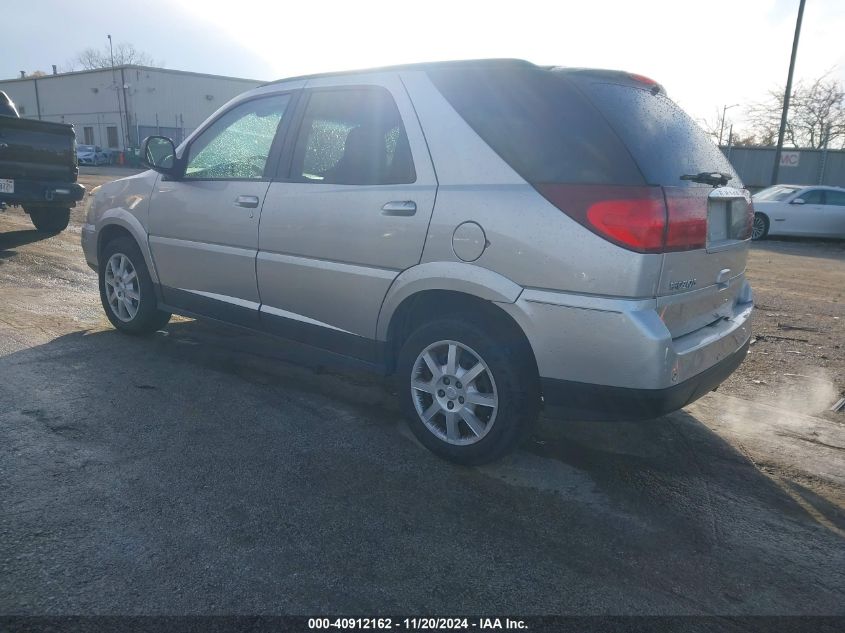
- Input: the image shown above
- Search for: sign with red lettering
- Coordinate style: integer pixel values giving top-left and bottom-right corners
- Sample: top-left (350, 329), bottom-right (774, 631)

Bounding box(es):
top-left (780, 151), bottom-right (800, 167)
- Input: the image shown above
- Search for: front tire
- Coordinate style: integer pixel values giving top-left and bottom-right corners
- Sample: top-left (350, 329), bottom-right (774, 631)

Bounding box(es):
top-left (99, 236), bottom-right (171, 335)
top-left (397, 318), bottom-right (539, 465)
top-left (28, 207), bottom-right (70, 233)
top-left (751, 213), bottom-right (769, 240)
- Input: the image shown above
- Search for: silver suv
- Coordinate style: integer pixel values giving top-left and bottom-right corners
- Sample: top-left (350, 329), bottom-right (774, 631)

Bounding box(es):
top-left (81, 60), bottom-right (753, 464)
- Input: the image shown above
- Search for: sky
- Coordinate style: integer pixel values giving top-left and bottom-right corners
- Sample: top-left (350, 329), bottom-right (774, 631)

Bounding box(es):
top-left (6, 0), bottom-right (845, 132)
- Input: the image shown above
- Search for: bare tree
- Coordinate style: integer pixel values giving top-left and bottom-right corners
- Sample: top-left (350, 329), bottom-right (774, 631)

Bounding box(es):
top-left (746, 71), bottom-right (845, 149)
top-left (698, 108), bottom-right (738, 146)
top-left (745, 90), bottom-right (784, 147)
top-left (791, 74), bottom-right (845, 148)
top-left (728, 132), bottom-right (759, 147)
top-left (72, 42), bottom-right (156, 70)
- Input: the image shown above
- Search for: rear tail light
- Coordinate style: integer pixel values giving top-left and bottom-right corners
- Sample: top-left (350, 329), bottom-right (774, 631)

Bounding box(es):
top-left (535, 184), bottom-right (666, 253)
top-left (663, 187), bottom-right (708, 251)
top-left (585, 192), bottom-right (667, 253)
top-left (741, 200), bottom-right (755, 240)
top-left (534, 183), bottom-right (711, 253)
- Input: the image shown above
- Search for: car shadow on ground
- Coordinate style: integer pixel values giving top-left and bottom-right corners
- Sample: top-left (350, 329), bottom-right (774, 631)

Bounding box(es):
top-left (1, 320), bottom-right (843, 613)
top-left (0, 228), bottom-right (50, 257)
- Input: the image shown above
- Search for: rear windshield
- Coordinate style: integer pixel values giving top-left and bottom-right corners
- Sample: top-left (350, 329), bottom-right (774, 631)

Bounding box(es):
top-left (427, 66), bottom-right (644, 185)
top-left (576, 80), bottom-right (741, 188)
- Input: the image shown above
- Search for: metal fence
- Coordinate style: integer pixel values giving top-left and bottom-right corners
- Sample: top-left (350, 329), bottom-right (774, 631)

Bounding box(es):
top-left (720, 146), bottom-right (845, 190)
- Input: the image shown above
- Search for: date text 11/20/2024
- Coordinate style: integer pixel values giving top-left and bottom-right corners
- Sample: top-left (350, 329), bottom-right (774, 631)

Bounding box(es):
top-left (308, 618), bottom-right (528, 630)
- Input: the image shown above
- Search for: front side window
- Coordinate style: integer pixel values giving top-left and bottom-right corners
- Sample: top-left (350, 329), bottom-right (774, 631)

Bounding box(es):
top-left (291, 88), bottom-right (415, 185)
top-left (797, 189), bottom-right (824, 205)
top-left (185, 94), bottom-right (290, 180)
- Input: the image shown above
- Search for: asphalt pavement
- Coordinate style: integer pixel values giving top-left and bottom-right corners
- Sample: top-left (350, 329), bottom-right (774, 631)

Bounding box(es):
top-left (1, 210), bottom-right (843, 615)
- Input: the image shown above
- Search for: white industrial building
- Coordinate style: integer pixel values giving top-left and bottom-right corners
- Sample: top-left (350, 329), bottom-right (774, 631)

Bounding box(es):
top-left (0, 65), bottom-right (264, 153)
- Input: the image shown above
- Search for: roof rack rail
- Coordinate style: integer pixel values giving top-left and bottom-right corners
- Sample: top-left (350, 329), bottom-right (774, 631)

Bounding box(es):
top-left (261, 58), bottom-right (536, 87)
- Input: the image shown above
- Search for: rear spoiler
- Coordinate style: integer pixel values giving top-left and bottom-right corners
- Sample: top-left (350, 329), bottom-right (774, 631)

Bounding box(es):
top-left (550, 67), bottom-right (665, 95)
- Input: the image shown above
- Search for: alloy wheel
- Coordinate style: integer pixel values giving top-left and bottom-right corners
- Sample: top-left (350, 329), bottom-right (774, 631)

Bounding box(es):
top-left (411, 340), bottom-right (499, 445)
top-left (104, 253), bottom-right (141, 322)
top-left (752, 215), bottom-right (766, 240)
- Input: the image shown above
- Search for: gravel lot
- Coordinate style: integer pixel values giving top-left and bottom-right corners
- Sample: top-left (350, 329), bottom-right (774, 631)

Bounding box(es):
top-left (1, 168), bottom-right (843, 615)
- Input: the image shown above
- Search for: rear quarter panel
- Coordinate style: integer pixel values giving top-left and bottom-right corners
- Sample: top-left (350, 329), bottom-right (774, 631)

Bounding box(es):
top-left (400, 70), bottom-right (663, 298)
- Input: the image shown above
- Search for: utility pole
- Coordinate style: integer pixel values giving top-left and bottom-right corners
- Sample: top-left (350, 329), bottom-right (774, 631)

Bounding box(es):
top-left (727, 124), bottom-right (734, 161)
top-left (108, 34), bottom-right (125, 152)
top-left (120, 66), bottom-right (132, 149)
top-left (771, 0), bottom-right (806, 185)
top-left (718, 104), bottom-right (740, 146)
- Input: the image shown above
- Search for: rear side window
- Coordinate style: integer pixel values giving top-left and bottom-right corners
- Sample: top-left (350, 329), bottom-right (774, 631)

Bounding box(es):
top-left (427, 66), bottom-right (643, 185)
top-left (825, 190), bottom-right (845, 206)
top-left (578, 81), bottom-right (741, 188)
top-left (291, 88), bottom-right (415, 185)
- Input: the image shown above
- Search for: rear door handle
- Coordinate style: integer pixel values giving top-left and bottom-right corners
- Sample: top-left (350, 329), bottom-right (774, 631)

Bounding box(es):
top-left (235, 195), bottom-right (260, 209)
top-left (381, 201), bottom-right (416, 216)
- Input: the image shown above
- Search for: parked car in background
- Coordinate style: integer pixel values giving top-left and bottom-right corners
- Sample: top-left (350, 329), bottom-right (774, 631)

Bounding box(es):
top-left (752, 184), bottom-right (845, 240)
top-left (81, 59), bottom-right (753, 464)
top-left (0, 90), bottom-right (85, 232)
top-left (76, 144), bottom-right (109, 166)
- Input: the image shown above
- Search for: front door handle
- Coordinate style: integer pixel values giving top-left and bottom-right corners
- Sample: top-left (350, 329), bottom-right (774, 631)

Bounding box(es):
top-left (381, 201), bottom-right (417, 216)
top-left (235, 195), bottom-right (260, 209)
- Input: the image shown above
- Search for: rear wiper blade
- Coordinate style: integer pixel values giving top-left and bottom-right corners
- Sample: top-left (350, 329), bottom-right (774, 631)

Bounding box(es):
top-left (680, 171), bottom-right (732, 187)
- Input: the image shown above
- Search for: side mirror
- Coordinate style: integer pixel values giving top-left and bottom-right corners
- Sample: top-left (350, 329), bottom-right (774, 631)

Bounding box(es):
top-left (141, 136), bottom-right (179, 176)
top-left (790, 198), bottom-right (805, 205)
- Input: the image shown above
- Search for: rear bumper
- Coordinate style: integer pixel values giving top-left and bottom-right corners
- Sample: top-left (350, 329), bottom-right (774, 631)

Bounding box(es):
top-left (496, 282), bottom-right (753, 421)
top-left (541, 338), bottom-right (749, 420)
top-left (0, 180), bottom-right (85, 207)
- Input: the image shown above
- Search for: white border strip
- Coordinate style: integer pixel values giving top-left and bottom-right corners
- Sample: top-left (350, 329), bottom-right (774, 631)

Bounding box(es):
top-left (177, 288), bottom-right (261, 310)
top-left (175, 288), bottom-right (355, 336)
top-left (260, 304), bottom-right (354, 335)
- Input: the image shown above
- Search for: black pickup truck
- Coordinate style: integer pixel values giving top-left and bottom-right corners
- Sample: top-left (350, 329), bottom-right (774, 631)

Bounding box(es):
top-left (0, 90), bottom-right (85, 232)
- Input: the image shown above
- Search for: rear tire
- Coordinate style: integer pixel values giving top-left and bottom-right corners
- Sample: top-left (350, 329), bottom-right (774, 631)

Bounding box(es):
top-left (99, 236), bottom-right (171, 335)
top-left (28, 207), bottom-right (70, 233)
top-left (397, 317), bottom-right (540, 465)
top-left (751, 213), bottom-right (769, 241)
